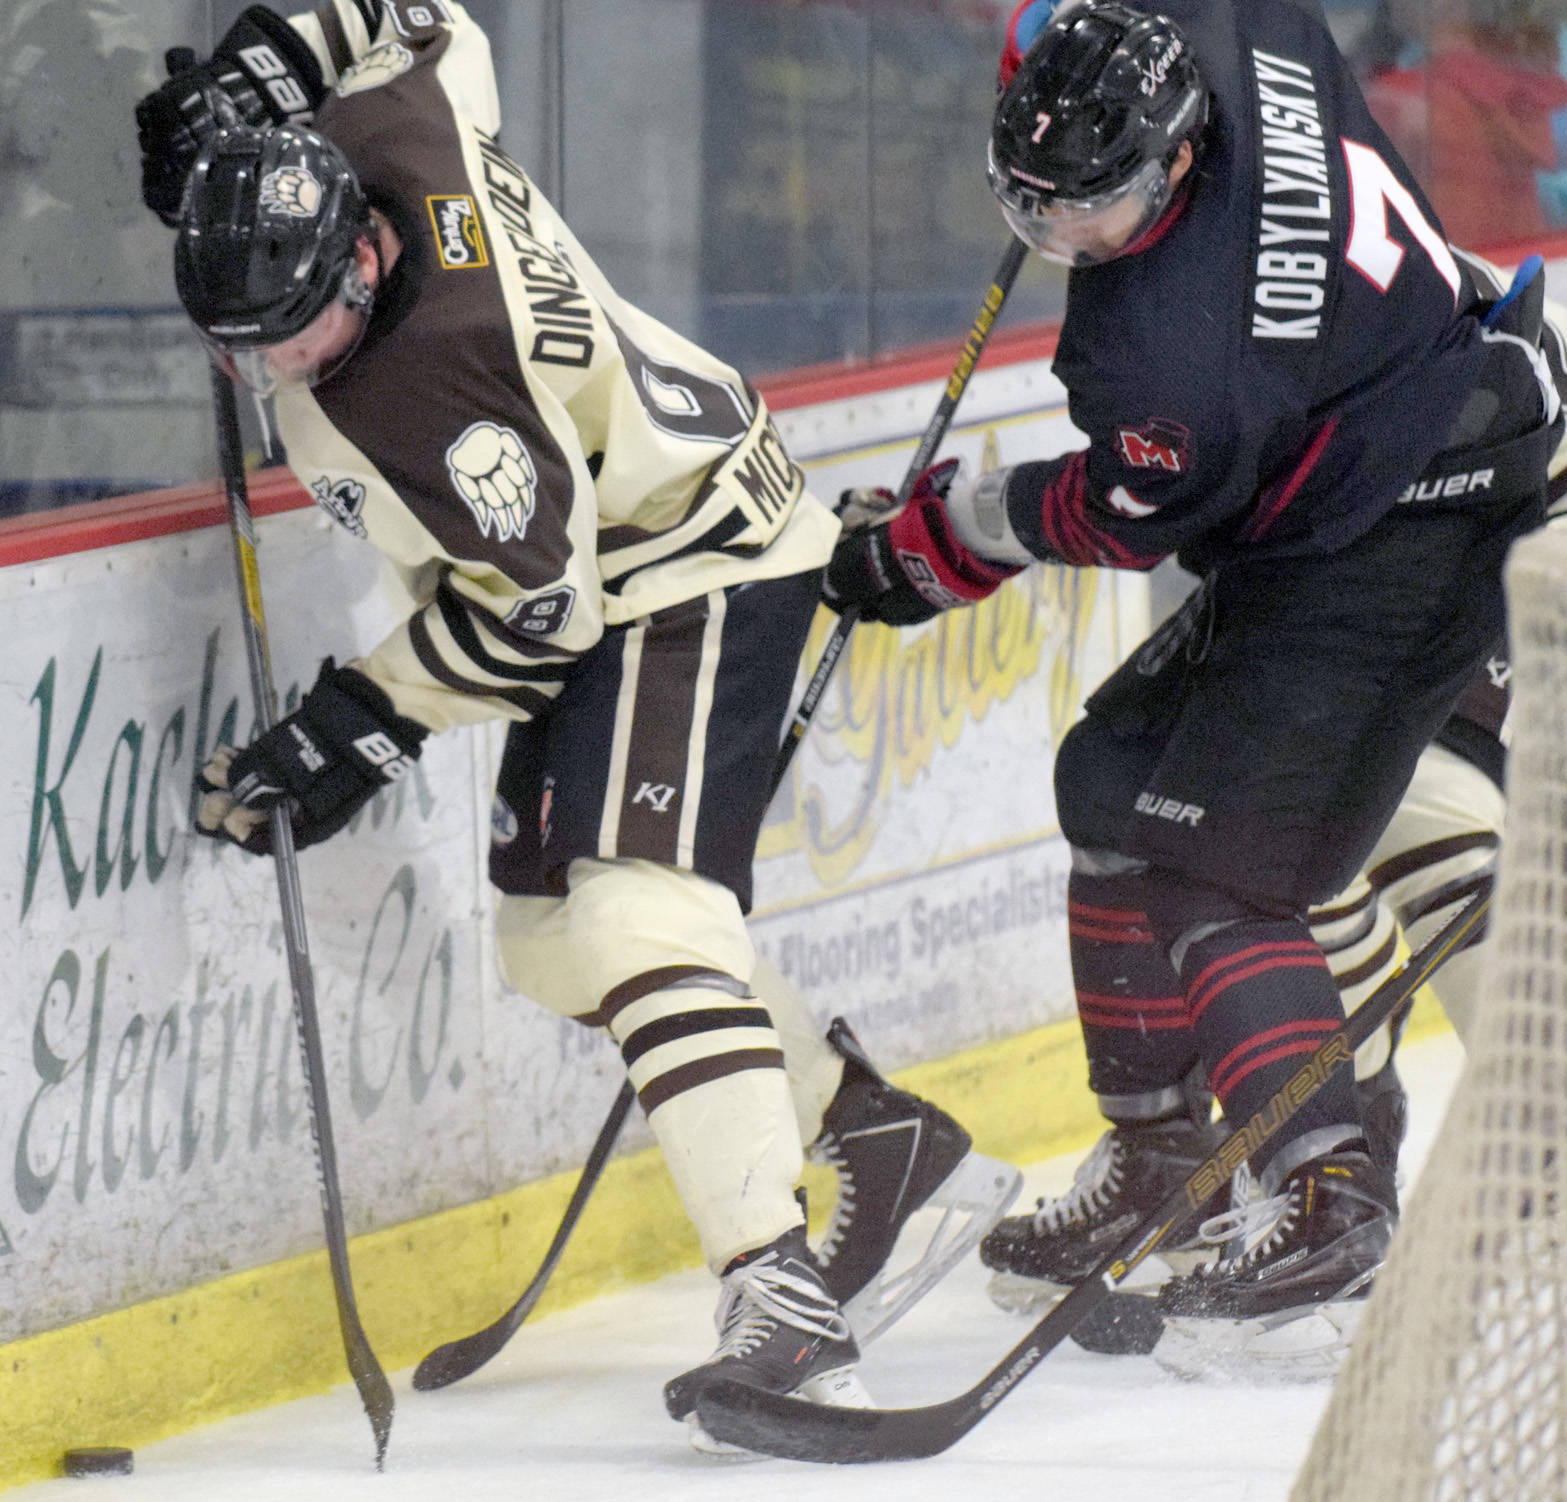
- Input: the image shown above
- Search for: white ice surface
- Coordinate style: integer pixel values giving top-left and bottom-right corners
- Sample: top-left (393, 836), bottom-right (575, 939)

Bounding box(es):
top-left (16, 1032), bottom-right (1465, 1502)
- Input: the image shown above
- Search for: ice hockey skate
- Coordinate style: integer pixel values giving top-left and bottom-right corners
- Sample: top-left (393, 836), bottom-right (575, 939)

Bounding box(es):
top-left (980, 1101), bottom-right (1224, 1315)
top-left (664, 1225), bottom-right (869, 1454)
top-left (1149, 1149), bottom-right (1396, 1381)
top-left (808, 1018), bottom-right (1020, 1344)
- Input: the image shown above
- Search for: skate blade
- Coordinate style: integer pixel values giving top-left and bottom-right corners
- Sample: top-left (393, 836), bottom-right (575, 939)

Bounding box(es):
top-left (1154, 1296), bottom-right (1369, 1383)
top-left (987, 1248), bottom-right (1200, 1318)
top-left (845, 1151), bottom-right (1022, 1344)
top-left (986, 1269), bottom-right (1069, 1315)
top-left (685, 1366), bottom-right (872, 1457)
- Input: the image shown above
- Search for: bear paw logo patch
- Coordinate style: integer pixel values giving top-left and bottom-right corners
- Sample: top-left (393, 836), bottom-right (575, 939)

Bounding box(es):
top-left (335, 43), bottom-right (413, 96)
top-left (446, 421), bottom-right (537, 543)
top-left (258, 166), bottom-right (322, 219)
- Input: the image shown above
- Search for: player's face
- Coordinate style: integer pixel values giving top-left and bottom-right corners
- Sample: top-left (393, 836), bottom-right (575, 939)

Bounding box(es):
top-left (258, 297), bottom-right (366, 384)
top-left (993, 142), bottom-right (1194, 268)
top-left (218, 236), bottom-right (379, 395)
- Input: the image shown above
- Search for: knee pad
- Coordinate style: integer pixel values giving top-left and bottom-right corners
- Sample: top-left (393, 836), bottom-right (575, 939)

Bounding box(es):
top-left (564, 857), bottom-right (755, 1003)
top-left (493, 893), bottom-right (591, 1017)
top-left (1130, 865), bottom-right (1281, 971)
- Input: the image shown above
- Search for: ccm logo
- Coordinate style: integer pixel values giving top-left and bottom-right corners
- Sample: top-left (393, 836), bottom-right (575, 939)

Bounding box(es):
top-left (1135, 791), bottom-right (1204, 826)
top-left (1397, 468), bottom-right (1493, 504)
top-left (354, 731), bottom-right (415, 781)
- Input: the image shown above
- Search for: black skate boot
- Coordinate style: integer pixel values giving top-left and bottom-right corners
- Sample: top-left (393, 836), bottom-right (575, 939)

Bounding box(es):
top-left (809, 1018), bottom-right (1021, 1344)
top-left (1151, 1148), bottom-right (1396, 1380)
top-left (1355, 1056), bottom-right (1408, 1190)
top-left (981, 1085), bottom-right (1224, 1315)
top-left (664, 1225), bottom-right (868, 1453)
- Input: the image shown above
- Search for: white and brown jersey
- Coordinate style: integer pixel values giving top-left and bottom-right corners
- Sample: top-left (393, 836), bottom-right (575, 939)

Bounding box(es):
top-left (273, 0), bottom-right (838, 732)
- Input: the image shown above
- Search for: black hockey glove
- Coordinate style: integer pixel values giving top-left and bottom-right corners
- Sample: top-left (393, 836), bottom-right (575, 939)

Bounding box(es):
top-left (135, 6), bottom-right (325, 226)
top-left (824, 459), bottom-right (1022, 626)
top-left (197, 660), bottom-right (428, 856)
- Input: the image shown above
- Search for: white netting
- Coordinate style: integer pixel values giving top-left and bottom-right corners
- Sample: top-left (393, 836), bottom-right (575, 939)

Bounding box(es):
top-left (1292, 525), bottom-right (1567, 1501)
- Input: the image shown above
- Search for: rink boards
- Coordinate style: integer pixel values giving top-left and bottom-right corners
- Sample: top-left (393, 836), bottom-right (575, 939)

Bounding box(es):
top-left (0, 331), bottom-right (1150, 1486)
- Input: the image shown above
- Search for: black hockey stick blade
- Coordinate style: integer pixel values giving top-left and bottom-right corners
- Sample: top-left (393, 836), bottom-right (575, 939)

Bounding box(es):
top-left (694, 888), bottom-right (1490, 1462)
top-left (413, 1077), bottom-right (637, 1390)
top-left (345, 1321), bottom-right (396, 1468)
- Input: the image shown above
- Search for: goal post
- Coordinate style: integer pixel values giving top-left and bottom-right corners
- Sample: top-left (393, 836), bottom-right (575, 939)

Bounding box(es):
top-left (1292, 523), bottom-right (1567, 1501)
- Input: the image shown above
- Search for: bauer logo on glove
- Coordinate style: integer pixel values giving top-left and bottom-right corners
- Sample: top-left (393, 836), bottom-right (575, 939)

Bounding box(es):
top-left (196, 659), bottom-right (428, 854)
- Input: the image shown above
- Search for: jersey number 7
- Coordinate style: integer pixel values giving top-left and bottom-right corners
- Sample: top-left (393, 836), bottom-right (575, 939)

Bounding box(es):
top-left (1342, 139), bottom-right (1461, 300)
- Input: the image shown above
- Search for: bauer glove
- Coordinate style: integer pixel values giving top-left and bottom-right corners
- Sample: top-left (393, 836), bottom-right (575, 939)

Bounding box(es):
top-left (824, 458), bottom-right (1023, 626)
top-left (197, 660), bottom-right (427, 856)
top-left (135, 6), bottom-right (325, 226)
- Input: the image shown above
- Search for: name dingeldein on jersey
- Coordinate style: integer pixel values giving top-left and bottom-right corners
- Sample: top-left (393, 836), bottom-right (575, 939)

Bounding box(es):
top-left (476, 135), bottom-right (598, 370)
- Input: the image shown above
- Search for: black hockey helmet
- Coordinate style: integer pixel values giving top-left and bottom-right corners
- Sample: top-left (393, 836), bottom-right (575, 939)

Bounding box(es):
top-left (989, 1), bottom-right (1208, 265)
top-left (175, 123), bottom-right (374, 385)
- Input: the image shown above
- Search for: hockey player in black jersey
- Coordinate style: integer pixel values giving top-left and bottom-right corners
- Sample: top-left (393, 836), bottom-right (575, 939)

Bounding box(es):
top-left (134, 0), bottom-right (1018, 1447)
top-left (828, 0), bottom-right (1562, 1372)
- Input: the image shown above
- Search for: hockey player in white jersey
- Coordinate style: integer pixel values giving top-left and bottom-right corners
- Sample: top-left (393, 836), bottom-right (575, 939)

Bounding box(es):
top-left (133, 0), bottom-right (1018, 1445)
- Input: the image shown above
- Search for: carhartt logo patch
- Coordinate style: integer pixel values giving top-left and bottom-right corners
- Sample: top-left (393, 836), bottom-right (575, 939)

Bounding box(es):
top-left (427, 194), bottom-right (489, 270)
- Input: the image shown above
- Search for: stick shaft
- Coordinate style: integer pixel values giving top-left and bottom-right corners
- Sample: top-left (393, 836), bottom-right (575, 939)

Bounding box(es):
top-left (770, 237), bottom-right (1030, 796)
top-left (210, 365), bottom-right (394, 1466)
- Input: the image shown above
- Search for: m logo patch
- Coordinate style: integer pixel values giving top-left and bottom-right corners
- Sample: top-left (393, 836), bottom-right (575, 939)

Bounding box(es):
top-left (258, 166), bottom-right (322, 219)
top-left (309, 475), bottom-right (368, 538)
top-left (1116, 419), bottom-right (1190, 473)
top-left (427, 194), bottom-right (489, 269)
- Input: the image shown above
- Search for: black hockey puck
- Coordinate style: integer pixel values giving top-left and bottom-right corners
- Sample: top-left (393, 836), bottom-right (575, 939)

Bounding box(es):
top-left (61, 1447), bottom-right (134, 1478)
top-left (1069, 1292), bottom-right (1166, 1355)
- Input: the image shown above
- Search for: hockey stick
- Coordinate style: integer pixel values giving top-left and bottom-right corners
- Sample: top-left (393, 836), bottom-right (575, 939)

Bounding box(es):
top-left (693, 885), bottom-right (1493, 1462)
top-left (411, 1076), bottom-right (636, 1389)
top-left (410, 238), bottom-right (1030, 1393)
top-left (209, 363), bottom-right (395, 1467)
top-left (769, 234), bottom-right (1030, 794)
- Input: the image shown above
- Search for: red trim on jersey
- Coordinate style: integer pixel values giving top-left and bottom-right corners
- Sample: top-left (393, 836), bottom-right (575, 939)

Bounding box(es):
top-left (1241, 416), bottom-right (1342, 543)
top-left (1068, 899), bottom-right (1156, 944)
top-left (1037, 451), bottom-right (1165, 568)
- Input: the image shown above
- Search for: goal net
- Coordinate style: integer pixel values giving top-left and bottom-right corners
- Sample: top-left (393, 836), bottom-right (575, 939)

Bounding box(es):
top-left (1292, 524), bottom-right (1567, 1501)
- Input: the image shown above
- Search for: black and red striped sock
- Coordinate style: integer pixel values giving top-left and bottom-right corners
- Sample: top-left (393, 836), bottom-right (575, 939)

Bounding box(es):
top-left (1179, 918), bottom-right (1361, 1182)
top-left (1069, 868), bottom-right (1199, 1108)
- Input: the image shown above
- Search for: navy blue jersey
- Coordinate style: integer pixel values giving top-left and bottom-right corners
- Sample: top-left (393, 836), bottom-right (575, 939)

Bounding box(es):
top-left (1006, 0), bottom-right (1533, 573)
